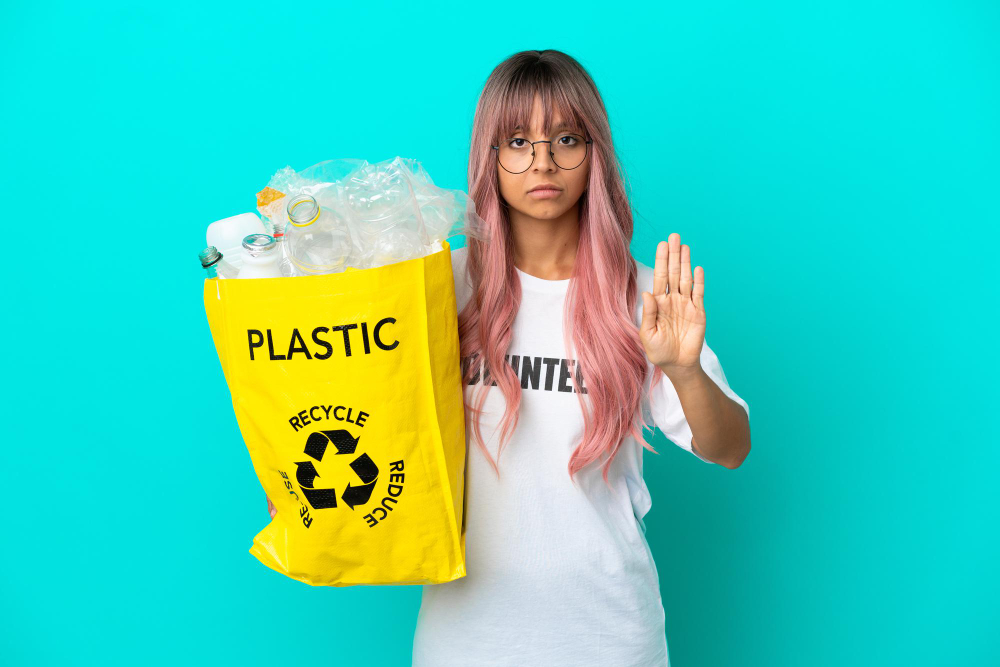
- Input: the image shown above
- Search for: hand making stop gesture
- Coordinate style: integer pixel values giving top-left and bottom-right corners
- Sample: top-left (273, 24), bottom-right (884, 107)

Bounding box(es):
top-left (639, 233), bottom-right (707, 373)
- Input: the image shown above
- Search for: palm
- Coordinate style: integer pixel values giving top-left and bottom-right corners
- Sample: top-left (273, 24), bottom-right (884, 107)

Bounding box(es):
top-left (639, 234), bottom-right (707, 370)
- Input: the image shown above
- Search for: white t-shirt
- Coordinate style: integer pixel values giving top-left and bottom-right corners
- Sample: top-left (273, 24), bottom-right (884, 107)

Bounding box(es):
top-left (412, 245), bottom-right (750, 667)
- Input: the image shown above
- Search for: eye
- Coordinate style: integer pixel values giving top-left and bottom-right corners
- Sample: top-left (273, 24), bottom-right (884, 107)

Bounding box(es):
top-left (557, 134), bottom-right (579, 146)
top-left (508, 138), bottom-right (528, 149)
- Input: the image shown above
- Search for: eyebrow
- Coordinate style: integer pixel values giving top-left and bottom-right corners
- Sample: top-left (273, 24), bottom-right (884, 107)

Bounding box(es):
top-left (512, 122), bottom-right (576, 133)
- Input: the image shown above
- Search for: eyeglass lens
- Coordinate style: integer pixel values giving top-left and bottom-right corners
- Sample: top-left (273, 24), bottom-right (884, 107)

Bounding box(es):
top-left (497, 133), bottom-right (588, 172)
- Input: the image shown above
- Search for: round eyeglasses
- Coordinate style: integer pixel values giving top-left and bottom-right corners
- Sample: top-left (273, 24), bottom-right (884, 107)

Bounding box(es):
top-left (491, 132), bottom-right (593, 174)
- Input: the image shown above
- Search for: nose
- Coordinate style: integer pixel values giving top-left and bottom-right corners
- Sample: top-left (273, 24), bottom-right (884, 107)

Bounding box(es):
top-left (532, 141), bottom-right (557, 172)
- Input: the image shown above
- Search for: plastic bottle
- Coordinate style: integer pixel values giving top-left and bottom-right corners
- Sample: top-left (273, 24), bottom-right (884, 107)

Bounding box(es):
top-left (236, 234), bottom-right (283, 279)
top-left (199, 246), bottom-right (239, 279)
top-left (268, 215), bottom-right (295, 277)
top-left (284, 194), bottom-right (353, 275)
top-left (206, 212), bottom-right (266, 258)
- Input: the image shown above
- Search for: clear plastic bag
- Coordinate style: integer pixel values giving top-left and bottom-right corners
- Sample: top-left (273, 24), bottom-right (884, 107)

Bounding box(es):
top-left (256, 157), bottom-right (489, 273)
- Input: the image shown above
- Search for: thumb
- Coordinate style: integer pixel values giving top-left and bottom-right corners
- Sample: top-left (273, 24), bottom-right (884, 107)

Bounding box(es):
top-left (640, 291), bottom-right (656, 336)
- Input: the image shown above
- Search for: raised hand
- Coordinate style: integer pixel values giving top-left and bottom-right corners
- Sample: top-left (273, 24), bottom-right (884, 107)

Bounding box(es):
top-left (639, 233), bottom-right (707, 374)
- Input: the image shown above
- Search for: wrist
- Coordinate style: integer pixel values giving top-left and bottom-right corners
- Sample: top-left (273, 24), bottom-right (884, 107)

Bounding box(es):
top-left (658, 362), bottom-right (706, 386)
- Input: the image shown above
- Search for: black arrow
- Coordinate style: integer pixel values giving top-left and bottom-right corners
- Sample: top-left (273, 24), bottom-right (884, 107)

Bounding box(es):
top-left (304, 430), bottom-right (361, 460)
top-left (340, 453), bottom-right (379, 510)
top-left (349, 452), bottom-right (379, 484)
top-left (301, 486), bottom-right (338, 510)
top-left (341, 480), bottom-right (376, 510)
top-left (295, 460), bottom-right (320, 488)
top-left (296, 461), bottom-right (339, 510)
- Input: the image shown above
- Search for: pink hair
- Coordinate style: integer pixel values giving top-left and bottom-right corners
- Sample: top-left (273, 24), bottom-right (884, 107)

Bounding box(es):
top-left (459, 49), bottom-right (664, 486)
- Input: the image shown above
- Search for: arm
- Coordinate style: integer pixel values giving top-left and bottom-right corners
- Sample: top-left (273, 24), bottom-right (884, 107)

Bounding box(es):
top-left (660, 364), bottom-right (751, 469)
top-left (639, 234), bottom-right (752, 469)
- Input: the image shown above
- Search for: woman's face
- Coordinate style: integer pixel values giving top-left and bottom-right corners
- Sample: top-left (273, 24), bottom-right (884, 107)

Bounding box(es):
top-left (496, 95), bottom-right (590, 221)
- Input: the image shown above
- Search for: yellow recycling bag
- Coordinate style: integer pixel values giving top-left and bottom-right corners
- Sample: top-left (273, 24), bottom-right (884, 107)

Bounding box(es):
top-left (203, 240), bottom-right (466, 586)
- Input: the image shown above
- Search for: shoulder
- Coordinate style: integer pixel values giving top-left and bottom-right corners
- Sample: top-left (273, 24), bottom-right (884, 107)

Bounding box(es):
top-left (630, 255), bottom-right (656, 324)
top-left (450, 244), bottom-right (469, 287)
top-left (450, 243), bottom-right (468, 272)
top-left (633, 256), bottom-right (655, 294)
top-left (449, 244), bottom-right (473, 310)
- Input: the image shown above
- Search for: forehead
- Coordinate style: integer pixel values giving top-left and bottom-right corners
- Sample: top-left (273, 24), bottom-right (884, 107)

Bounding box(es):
top-left (499, 90), bottom-right (584, 138)
top-left (514, 120), bottom-right (574, 131)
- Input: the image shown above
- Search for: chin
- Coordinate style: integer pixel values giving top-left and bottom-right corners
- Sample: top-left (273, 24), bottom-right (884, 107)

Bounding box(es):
top-left (523, 202), bottom-right (568, 218)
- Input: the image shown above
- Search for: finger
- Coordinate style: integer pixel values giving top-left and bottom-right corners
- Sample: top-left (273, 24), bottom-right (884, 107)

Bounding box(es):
top-left (679, 244), bottom-right (692, 298)
top-left (652, 241), bottom-right (668, 296)
top-left (692, 266), bottom-right (705, 310)
top-left (640, 291), bottom-right (657, 335)
top-left (668, 233), bottom-right (681, 295)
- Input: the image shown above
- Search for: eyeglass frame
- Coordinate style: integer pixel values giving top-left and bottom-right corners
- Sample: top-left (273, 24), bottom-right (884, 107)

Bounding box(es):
top-left (490, 132), bottom-right (594, 174)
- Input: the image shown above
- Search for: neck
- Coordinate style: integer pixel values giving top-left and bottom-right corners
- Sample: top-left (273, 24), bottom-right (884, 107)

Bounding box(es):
top-left (509, 203), bottom-right (580, 280)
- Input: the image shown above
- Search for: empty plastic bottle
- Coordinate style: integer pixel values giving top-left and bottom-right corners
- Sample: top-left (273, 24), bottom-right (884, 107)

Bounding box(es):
top-left (284, 194), bottom-right (353, 275)
top-left (265, 214), bottom-right (296, 277)
top-left (206, 212), bottom-right (266, 257)
top-left (199, 246), bottom-right (239, 279)
top-left (237, 234), bottom-right (283, 279)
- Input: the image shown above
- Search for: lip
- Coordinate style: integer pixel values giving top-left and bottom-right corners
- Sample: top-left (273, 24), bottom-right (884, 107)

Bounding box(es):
top-left (527, 184), bottom-right (563, 199)
top-left (528, 189), bottom-right (562, 199)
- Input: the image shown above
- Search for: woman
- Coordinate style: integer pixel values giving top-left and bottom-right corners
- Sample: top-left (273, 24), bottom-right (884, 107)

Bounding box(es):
top-left (410, 50), bottom-right (751, 666)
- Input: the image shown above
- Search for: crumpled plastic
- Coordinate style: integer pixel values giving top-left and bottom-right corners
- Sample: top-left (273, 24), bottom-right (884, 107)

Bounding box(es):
top-left (257, 157), bottom-right (489, 271)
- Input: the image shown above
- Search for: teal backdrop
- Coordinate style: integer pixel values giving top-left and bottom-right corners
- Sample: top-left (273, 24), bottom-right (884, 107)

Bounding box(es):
top-left (2, 2), bottom-right (997, 665)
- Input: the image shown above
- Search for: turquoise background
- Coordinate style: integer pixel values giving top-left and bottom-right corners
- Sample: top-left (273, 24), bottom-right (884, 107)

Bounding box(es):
top-left (2, 1), bottom-right (997, 665)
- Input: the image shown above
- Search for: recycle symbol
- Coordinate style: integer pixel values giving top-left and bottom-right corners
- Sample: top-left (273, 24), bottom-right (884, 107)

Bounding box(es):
top-left (295, 429), bottom-right (379, 510)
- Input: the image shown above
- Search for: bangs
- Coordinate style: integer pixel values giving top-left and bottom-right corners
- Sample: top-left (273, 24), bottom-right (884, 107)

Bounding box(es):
top-left (494, 73), bottom-right (587, 142)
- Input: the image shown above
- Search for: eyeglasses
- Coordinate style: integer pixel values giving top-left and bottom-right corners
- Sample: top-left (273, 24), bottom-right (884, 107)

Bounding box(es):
top-left (491, 132), bottom-right (593, 174)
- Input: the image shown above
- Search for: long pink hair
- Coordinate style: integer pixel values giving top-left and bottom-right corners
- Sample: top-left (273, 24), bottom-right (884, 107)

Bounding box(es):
top-left (459, 49), bottom-right (664, 485)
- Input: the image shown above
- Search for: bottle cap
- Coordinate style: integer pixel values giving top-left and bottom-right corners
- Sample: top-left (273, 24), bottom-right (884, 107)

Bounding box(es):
top-left (242, 234), bottom-right (276, 256)
top-left (199, 246), bottom-right (222, 268)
